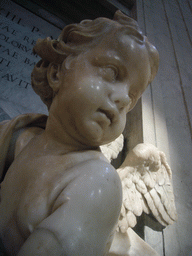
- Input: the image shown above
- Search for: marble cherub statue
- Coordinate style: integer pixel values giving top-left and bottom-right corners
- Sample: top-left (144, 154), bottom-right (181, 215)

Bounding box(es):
top-left (0, 10), bottom-right (177, 256)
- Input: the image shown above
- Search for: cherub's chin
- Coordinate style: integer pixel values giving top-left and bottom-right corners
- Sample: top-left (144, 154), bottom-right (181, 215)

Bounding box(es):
top-left (81, 121), bottom-right (105, 146)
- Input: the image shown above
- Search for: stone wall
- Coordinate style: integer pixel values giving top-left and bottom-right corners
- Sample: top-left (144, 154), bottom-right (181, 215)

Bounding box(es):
top-left (137, 0), bottom-right (192, 255)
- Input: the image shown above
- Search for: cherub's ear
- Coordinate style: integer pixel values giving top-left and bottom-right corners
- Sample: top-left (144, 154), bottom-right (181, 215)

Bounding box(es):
top-left (47, 63), bottom-right (61, 92)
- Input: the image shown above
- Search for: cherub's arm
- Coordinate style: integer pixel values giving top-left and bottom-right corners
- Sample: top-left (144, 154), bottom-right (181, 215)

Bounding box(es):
top-left (18, 159), bottom-right (122, 256)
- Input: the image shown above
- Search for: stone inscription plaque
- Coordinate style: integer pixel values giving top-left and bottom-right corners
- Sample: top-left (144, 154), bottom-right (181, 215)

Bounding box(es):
top-left (0, 15), bottom-right (48, 119)
top-left (0, 0), bottom-right (64, 38)
top-left (0, 0), bottom-right (65, 121)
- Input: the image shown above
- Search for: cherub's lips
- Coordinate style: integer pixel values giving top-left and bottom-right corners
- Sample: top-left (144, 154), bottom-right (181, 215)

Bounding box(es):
top-left (97, 108), bottom-right (117, 124)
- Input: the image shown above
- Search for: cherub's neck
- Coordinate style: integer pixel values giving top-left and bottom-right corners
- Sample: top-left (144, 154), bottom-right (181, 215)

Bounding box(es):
top-left (44, 113), bottom-right (97, 154)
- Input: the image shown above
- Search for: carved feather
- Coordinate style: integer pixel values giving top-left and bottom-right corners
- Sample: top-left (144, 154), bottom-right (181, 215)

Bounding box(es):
top-left (100, 134), bottom-right (124, 162)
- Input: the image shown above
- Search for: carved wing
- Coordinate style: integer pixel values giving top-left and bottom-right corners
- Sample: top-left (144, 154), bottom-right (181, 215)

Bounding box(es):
top-left (116, 143), bottom-right (177, 233)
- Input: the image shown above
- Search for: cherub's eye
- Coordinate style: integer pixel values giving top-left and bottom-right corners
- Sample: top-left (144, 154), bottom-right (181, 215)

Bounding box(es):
top-left (98, 65), bottom-right (118, 82)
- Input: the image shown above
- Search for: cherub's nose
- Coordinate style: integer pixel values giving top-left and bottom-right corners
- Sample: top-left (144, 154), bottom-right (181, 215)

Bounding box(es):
top-left (110, 86), bottom-right (130, 110)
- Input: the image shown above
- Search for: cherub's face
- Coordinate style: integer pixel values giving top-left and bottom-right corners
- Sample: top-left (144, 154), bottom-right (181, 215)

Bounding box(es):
top-left (53, 31), bottom-right (151, 147)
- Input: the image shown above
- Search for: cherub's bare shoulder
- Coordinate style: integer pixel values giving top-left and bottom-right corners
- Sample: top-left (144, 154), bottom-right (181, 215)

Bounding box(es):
top-left (15, 127), bottom-right (43, 157)
top-left (79, 158), bottom-right (119, 182)
top-left (51, 157), bottom-right (122, 209)
top-left (60, 157), bottom-right (122, 207)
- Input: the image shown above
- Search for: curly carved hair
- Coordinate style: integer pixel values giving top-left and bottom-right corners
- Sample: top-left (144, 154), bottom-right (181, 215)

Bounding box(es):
top-left (31, 10), bottom-right (159, 109)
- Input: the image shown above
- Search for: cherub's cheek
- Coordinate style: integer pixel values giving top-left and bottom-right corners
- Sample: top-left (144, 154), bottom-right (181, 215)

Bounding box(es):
top-left (79, 78), bottom-right (105, 101)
